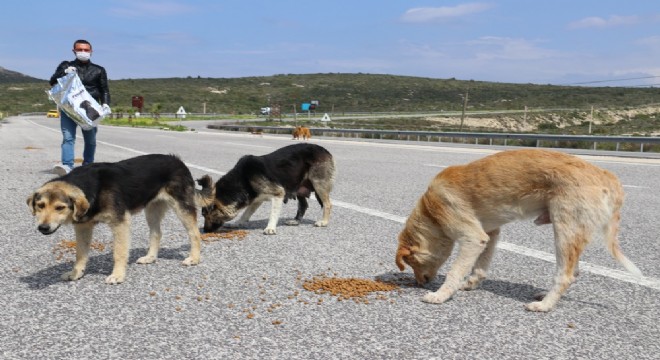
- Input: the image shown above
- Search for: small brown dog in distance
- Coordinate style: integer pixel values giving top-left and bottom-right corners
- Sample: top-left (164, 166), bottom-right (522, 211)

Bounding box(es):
top-left (292, 126), bottom-right (311, 140)
top-left (396, 149), bottom-right (642, 312)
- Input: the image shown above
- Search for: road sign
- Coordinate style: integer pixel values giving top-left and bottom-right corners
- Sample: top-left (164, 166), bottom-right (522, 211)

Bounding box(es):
top-left (321, 113), bottom-right (331, 122)
top-left (177, 106), bottom-right (186, 120)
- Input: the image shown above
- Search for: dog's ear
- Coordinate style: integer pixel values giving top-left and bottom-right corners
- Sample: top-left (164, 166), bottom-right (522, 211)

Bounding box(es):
top-left (70, 193), bottom-right (89, 221)
top-left (395, 246), bottom-right (412, 271)
top-left (194, 175), bottom-right (215, 207)
top-left (196, 175), bottom-right (214, 190)
top-left (26, 192), bottom-right (38, 215)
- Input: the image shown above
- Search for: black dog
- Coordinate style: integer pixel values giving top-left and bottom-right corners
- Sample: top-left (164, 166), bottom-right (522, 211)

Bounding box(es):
top-left (197, 143), bottom-right (336, 234)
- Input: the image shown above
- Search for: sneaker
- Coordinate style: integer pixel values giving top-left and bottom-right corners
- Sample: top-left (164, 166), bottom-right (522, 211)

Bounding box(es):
top-left (53, 164), bottom-right (71, 176)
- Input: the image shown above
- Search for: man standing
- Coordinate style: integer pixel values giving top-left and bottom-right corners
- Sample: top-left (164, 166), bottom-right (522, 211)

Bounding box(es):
top-left (49, 39), bottom-right (111, 175)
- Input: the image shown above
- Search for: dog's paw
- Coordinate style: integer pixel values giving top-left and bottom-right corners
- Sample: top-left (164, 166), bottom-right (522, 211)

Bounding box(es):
top-left (421, 291), bottom-right (450, 304)
top-left (285, 219), bottom-right (300, 226)
top-left (314, 220), bottom-right (328, 227)
top-left (105, 273), bottom-right (125, 285)
top-left (61, 269), bottom-right (84, 281)
top-left (524, 301), bottom-right (554, 312)
top-left (136, 255), bottom-right (156, 264)
top-left (263, 228), bottom-right (277, 235)
top-left (182, 256), bottom-right (200, 266)
top-left (460, 276), bottom-right (482, 291)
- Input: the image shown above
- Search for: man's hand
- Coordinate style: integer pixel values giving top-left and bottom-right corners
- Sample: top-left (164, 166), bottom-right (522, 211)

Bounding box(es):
top-left (102, 104), bottom-right (112, 115)
top-left (64, 66), bottom-right (77, 74)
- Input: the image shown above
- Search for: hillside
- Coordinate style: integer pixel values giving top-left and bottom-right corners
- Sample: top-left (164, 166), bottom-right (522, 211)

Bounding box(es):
top-left (1, 72), bottom-right (659, 130)
top-left (108, 74), bottom-right (660, 115)
top-left (0, 67), bottom-right (43, 84)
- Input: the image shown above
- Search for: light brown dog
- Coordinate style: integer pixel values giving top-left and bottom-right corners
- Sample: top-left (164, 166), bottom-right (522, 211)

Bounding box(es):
top-left (396, 149), bottom-right (642, 312)
top-left (292, 126), bottom-right (311, 140)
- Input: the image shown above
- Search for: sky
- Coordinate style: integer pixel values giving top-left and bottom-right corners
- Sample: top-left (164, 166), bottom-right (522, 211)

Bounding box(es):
top-left (2, 0), bottom-right (660, 86)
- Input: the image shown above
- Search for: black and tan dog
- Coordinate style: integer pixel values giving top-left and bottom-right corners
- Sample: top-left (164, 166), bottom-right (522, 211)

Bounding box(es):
top-left (197, 143), bottom-right (335, 235)
top-left (27, 154), bottom-right (202, 284)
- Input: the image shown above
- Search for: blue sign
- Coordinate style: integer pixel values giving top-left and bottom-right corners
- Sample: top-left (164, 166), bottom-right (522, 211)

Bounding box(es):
top-left (301, 103), bottom-right (311, 111)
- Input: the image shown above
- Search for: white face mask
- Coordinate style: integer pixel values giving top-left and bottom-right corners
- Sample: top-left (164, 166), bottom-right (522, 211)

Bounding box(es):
top-left (75, 51), bottom-right (91, 62)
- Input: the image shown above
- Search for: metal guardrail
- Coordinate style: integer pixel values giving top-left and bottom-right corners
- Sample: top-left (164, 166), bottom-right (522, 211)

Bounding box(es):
top-left (208, 124), bottom-right (660, 152)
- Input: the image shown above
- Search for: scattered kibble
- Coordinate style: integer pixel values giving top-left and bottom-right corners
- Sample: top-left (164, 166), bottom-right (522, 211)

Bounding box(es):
top-left (302, 275), bottom-right (399, 303)
top-left (201, 229), bottom-right (249, 241)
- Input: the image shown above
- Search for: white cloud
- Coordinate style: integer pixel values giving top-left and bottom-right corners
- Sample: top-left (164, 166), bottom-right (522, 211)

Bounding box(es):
top-left (568, 15), bottom-right (640, 29)
top-left (636, 35), bottom-right (660, 47)
top-left (467, 36), bottom-right (562, 60)
top-left (401, 3), bottom-right (493, 23)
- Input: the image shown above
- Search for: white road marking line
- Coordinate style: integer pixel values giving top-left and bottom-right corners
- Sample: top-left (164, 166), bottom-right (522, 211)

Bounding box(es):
top-left (496, 242), bottom-right (660, 291)
top-left (97, 141), bottom-right (227, 175)
top-left (333, 200), bottom-right (408, 223)
top-left (29, 120), bottom-right (227, 176)
top-left (28, 119), bottom-right (660, 290)
top-left (332, 200), bottom-right (660, 291)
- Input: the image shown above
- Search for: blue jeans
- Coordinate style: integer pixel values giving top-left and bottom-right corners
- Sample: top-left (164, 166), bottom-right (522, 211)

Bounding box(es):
top-left (60, 110), bottom-right (97, 168)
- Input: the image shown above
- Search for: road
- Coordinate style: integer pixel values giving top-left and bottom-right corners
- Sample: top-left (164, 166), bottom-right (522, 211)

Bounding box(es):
top-left (1, 116), bottom-right (659, 359)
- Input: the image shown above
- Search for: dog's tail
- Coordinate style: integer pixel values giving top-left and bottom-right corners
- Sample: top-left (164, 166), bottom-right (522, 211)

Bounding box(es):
top-left (608, 240), bottom-right (643, 277)
top-left (194, 175), bottom-right (214, 207)
top-left (605, 210), bottom-right (643, 277)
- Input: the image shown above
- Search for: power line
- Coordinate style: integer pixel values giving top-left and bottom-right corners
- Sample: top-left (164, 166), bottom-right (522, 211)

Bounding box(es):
top-left (627, 83), bottom-right (660, 88)
top-left (565, 75), bottom-right (660, 85)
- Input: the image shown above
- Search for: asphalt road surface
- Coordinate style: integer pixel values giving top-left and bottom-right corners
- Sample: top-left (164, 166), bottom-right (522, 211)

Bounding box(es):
top-left (2, 116), bottom-right (659, 359)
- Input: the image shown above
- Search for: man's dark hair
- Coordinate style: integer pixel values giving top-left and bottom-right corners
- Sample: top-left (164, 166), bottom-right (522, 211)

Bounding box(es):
top-left (73, 39), bottom-right (92, 50)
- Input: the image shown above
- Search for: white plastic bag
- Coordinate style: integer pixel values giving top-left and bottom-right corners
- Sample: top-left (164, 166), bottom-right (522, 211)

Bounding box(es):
top-left (47, 72), bottom-right (110, 130)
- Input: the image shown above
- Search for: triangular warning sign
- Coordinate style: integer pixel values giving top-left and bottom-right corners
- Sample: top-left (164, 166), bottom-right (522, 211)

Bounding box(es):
top-left (321, 113), bottom-right (331, 122)
top-left (176, 106), bottom-right (186, 115)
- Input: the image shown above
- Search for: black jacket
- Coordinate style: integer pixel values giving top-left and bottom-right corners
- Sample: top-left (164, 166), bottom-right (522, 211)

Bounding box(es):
top-left (49, 59), bottom-right (111, 105)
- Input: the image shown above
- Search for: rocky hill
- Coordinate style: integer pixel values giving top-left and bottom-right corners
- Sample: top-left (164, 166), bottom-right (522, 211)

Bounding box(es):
top-left (420, 106), bottom-right (660, 135)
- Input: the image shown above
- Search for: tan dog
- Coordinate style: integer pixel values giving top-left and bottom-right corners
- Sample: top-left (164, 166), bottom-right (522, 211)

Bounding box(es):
top-left (292, 126), bottom-right (311, 140)
top-left (396, 149), bottom-right (642, 312)
top-left (27, 154), bottom-right (202, 284)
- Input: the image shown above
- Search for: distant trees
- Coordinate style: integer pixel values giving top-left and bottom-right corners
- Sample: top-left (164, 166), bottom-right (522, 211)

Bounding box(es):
top-left (150, 103), bottom-right (162, 119)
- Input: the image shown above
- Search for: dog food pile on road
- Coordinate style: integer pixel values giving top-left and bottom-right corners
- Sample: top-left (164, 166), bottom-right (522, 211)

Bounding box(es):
top-left (302, 275), bottom-right (399, 303)
top-left (201, 229), bottom-right (249, 242)
top-left (53, 239), bottom-right (105, 261)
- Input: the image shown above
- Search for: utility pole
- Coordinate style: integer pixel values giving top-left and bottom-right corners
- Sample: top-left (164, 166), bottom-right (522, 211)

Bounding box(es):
top-left (459, 90), bottom-right (469, 131)
top-left (588, 105), bottom-right (594, 134)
